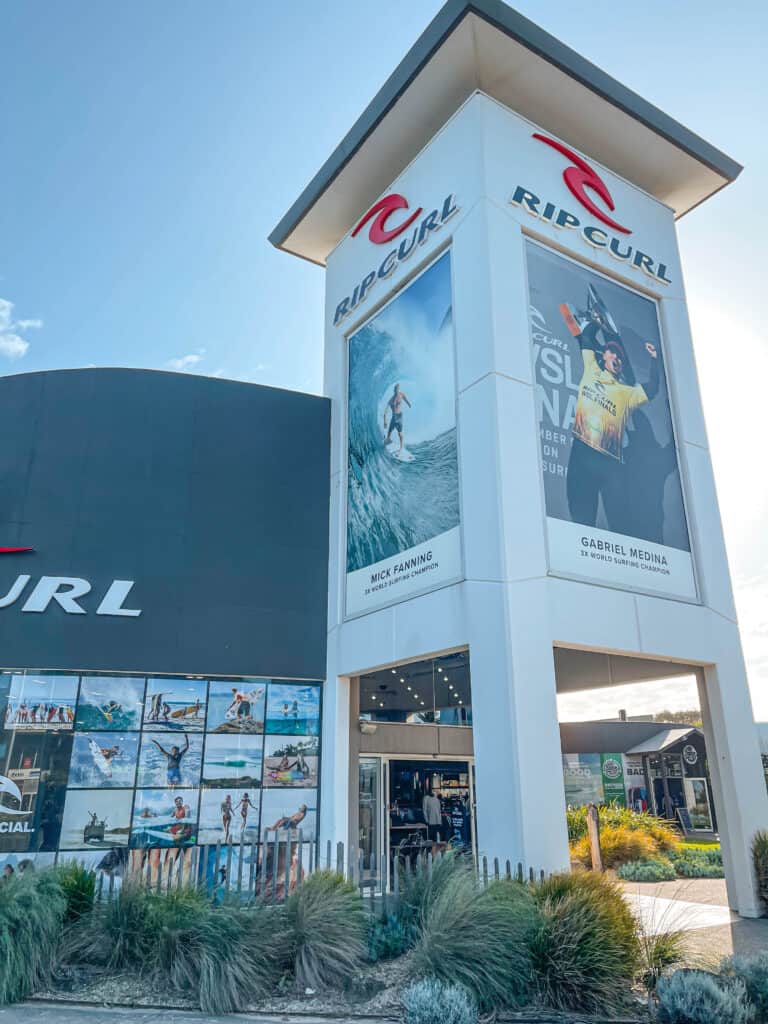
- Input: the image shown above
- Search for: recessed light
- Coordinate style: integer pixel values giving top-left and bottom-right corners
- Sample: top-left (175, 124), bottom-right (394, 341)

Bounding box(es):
top-left (391, 669), bottom-right (396, 674)
top-left (420, 701), bottom-right (425, 706)
top-left (458, 700), bottom-right (463, 705)
top-left (407, 686), bottom-right (411, 691)
top-left (400, 678), bottom-right (405, 683)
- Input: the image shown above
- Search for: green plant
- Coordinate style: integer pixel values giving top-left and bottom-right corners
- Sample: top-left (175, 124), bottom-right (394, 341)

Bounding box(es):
top-left (618, 858), bottom-right (677, 882)
top-left (669, 848), bottom-right (724, 879)
top-left (721, 952), bottom-right (768, 1020)
top-left (64, 882), bottom-right (282, 1014)
top-left (571, 823), bottom-right (658, 868)
top-left (54, 861), bottom-right (96, 922)
top-left (402, 978), bottom-right (478, 1024)
top-left (656, 969), bottom-right (751, 1024)
top-left (398, 851), bottom-right (465, 927)
top-left (529, 871), bottom-right (640, 1015)
top-left (282, 871), bottom-right (366, 989)
top-left (367, 912), bottom-right (415, 962)
top-left (752, 830), bottom-right (768, 910)
top-left (0, 870), bottom-right (67, 1005)
top-left (567, 804), bottom-right (679, 851)
top-left (409, 867), bottom-right (534, 1011)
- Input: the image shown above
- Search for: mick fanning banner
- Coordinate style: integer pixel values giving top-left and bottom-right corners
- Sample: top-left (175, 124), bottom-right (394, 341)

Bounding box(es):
top-left (525, 240), bottom-right (696, 601)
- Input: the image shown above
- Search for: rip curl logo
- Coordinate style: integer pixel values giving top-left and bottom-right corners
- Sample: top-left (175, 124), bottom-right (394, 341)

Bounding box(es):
top-left (532, 133), bottom-right (631, 236)
top-left (351, 193), bottom-right (423, 245)
top-left (0, 775), bottom-right (31, 817)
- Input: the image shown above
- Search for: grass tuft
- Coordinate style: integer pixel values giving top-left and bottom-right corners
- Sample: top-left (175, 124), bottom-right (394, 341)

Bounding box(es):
top-left (0, 870), bottom-right (67, 1005)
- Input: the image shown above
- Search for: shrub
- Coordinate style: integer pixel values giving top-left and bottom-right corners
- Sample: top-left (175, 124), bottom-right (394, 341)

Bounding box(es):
top-left (409, 866), bottom-right (534, 1011)
top-left (282, 870), bottom-right (366, 990)
top-left (669, 848), bottom-right (724, 879)
top-left (571, 824), bottom-right (658, 868)
top-left (618, 858), bottom-right (677, 882)
top-left (0, 870), bottom-right (67, 1005)
top-left (64, 878), bottom-right (153, 968)
top-left (367, 913), bottom-right (415, 962)
top-left (54, 861), bottom-right (96, 922)
top-left (402, 978), bottom-right (478, 1024)
top-left (529, 871), bottom-right (640, 1015)
top-left (656, 969), bottom-right (751, 1024)
top-left (721, 952), bottom-right (768, 1021)
top-left (398, 850), bottom-right (465, 928)
top-left (752, 830), bottom-right (768, 911)
top-left (64, 883), bottom-right (282, 1014)
top-left (567, 804), bottom-right (679, 851)
top-left (637, 925), bottom-right (687, 994)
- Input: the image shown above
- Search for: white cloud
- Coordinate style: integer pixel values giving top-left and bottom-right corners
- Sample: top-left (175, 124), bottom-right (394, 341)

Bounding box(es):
top-left (166, 349), bottom-right (205, 372)
top-left (0, 297), bottom-right (38, 360)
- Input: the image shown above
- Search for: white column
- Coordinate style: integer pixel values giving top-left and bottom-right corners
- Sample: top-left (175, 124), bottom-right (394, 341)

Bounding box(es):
top-left (698, 652), bottom-right (768, 917)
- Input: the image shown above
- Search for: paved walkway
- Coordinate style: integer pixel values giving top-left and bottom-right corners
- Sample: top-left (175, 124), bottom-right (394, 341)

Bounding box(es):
top-left (4, 1004), bottom-right (399, 1024)
top-left (620, 878), bottom-right (768, 965)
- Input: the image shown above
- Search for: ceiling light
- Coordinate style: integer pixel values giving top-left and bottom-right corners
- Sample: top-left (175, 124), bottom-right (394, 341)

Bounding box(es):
top-left (407, 686), bottom-right (411, 691)
top-left (400, 677), bottom-right (405, 683)
top-left (420, 701), bottom-right (425, 706)
top-left (391, 669), bottom-right (396, 674)
top-left (458, 700), bottom-right (463, 705)
top-left (437, 667), bottom-right (442, 673)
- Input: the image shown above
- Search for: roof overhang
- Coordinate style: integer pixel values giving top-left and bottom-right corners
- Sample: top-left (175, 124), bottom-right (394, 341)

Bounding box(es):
top-left (269, 0), bottom-right (742, 266)
top-left (627, 727), bottom-right (699, 755)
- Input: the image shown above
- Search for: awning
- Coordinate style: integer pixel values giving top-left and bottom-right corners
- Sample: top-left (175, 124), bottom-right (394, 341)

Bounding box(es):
top-left (627, 727), bottom-right (698, 755)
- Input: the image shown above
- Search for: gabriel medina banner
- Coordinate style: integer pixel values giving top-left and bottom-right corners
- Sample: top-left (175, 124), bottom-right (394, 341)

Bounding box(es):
top-left (525, 240), bottom-right (696, 600)
top-left (345, 252), bottom-right (461, 617)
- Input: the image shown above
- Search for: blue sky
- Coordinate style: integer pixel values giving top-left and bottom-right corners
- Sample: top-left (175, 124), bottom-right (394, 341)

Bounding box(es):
top-left (4, 1), bottom-right (768, 716)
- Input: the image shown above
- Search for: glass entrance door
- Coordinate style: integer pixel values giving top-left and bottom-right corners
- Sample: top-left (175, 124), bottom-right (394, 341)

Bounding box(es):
top-left (358, 757), bottom-right (382, 892)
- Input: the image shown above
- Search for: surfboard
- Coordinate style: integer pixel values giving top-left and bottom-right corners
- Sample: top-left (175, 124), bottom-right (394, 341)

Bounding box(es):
top-left (170, 704), bottom-right (201, 720)
top-left (224, 688), bottom-right (264, 721)
top-left (89, 739), bottom-right (112, 778)
top-left (390, 447), bottom-right (415, 463)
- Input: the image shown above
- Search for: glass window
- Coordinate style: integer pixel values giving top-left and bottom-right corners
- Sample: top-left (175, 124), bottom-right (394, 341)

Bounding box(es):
top-left (359, 651), bottom-right (471, 726)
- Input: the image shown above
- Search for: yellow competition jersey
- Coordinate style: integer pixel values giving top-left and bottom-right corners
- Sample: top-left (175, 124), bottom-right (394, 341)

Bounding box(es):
top-left (572, 350), bottom-right (647, 460)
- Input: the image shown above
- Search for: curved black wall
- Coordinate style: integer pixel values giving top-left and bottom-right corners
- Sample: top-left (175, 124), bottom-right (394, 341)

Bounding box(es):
top-left (0, 369), bottom-right (330, 679)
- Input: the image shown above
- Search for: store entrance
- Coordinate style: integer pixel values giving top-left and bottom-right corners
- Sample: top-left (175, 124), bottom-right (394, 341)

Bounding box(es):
top-left (389, 759), bottom-right (473, 860)
top-left (358, 756), bottom-right (475, 892)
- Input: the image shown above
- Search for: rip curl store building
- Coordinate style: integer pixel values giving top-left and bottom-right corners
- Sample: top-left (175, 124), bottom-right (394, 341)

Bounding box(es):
top-left (3, 1), bottom-right (768, 920)
top-left (0, 368), bottom-right (329, 878)
top-left (268, 0), bottom-right (768, 917)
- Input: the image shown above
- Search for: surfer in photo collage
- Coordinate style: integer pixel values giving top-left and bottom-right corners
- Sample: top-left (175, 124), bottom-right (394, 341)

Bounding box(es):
top-left (137, 732), bottom-right (202, 788)
top-left (142, 679), bottom-right (207, 732)
top-left (206, 679), bottom-right (266, 734)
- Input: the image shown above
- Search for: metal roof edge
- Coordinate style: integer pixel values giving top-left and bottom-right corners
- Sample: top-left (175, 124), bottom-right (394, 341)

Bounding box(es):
top-left (269, 0), bottom-right (743, 251)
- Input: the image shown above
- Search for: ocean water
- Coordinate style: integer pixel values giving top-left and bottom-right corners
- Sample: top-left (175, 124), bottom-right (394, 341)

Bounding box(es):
top-left (59, 789), bottom-right (133, 850)
top-left (137, 733), bottom-right (203, 788)
top-left (68, 732), bottom-right (139, 788)
top-left (265, 685), bottom-right (320, 736)
top-left (131, 789), bottom-right (199, 848)
top-left (346, 256), bottom-right (459, 574)
top-left (202, 735), bottom-right (263, 787)
top-left (76, 677), bottom-right (145, 732)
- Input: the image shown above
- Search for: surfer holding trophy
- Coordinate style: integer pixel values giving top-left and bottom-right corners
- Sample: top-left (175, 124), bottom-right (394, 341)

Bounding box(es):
top-left (383, 383), bottom-right (412, 455)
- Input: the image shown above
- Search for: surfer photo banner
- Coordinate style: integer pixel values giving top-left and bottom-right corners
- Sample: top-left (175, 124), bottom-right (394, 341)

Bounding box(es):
top-left (346, 251), bottom-right (461, 616)
top-left (525, 240), bottom-right (696, 601)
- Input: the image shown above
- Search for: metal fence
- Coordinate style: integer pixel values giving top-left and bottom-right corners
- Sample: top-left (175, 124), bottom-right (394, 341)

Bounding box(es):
top-left (93, 831), bottom-right (547, 907)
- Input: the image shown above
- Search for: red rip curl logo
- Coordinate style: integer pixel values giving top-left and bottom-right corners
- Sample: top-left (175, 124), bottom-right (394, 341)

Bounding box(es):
top-left (533, 133), bottom-right (631, 235)
top-left (351, 193), bottom-right (423, 245)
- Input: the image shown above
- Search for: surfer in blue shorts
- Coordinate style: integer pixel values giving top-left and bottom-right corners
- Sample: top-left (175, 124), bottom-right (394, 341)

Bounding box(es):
top-left (384, 383), bottom-right (412, 454)
top-left (151, 735), bottom-right (189, 786)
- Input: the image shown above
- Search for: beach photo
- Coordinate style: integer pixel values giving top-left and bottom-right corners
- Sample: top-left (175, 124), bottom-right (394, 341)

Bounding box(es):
top-left (142, 678), bottom-right (207, 732)
top-left (58, 847), bottom-right (129, 882)
top-left (262, 735), bottom-right (318, 788)
top-left (75, 677), bottom-right (145, 732)
top-left (4, 674), bottom-right (79, 731)
top-left (58, 788), bottom-right (133, 850)
top-left (259, 788), bottom-right (317, 840)
top-left (136, 731), bottom-right (203, 788)
top-left (201, 734), bottom-right (263, 788)
top-left (206, 679), bottom-right (266, 734)
top-left (68, 731), bottom-right (139, 788)
top-left (129, 846), bottom-right (195, 886)
top-left (264, 683), bottom-right (320, 736)
top-left (197, 787), bottom-right (261, 845)
top-left (130, 788), bottom-right (199, 848)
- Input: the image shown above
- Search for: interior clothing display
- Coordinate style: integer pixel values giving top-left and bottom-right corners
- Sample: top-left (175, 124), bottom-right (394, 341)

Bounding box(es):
top-left (422, 793), bottom-right (442, 826)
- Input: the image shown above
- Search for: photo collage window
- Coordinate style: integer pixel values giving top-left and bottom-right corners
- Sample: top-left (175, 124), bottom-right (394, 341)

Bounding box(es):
top-left (0, 671), bottom-right (321, 875)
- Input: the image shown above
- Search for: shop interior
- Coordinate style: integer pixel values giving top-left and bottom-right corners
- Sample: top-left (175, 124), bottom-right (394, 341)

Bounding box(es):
top-left (355, 651), bottom-right (475, 891)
